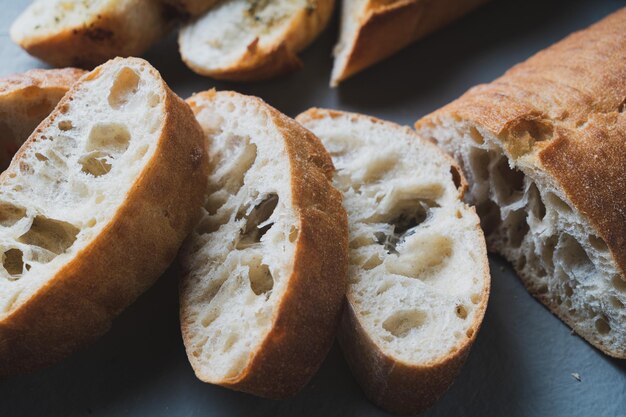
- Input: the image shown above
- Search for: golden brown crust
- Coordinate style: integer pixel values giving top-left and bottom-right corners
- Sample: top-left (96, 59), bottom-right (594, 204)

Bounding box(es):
top-left (0, 67), bottom-right (85, 170)
top-left (415, 7), bottom-right (626, 282)
top-left (297, 108), bottom-right (490, 414)
top-left (182, 91), bottom-right (348, 398)
top-left (332, 0), bottom-right (489, 85)
top-left (11, 1), bottom-right (174, 68)
top-left (180, 0), bottom-right (335, 81)
top-left (0, 58), bottom-right (208, 376)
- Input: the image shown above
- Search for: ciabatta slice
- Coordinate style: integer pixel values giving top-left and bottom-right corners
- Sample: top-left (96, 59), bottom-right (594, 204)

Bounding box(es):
top-left (297, 109), bottom-right (489, 415)
top-left (180, 91), bottom-right (348, 398)
top-left (0, 68), bottom-right (85, 170)
top-left (331, 0), bottom-right (489, 86)
top-left (0, 57), bottom-right (207, 376)
top-left (178, 0), bottom-right (335, 81)
top-left (10, 0), bottom-right (173, 68)
top-left (415, 7), bottom-right (626, 358)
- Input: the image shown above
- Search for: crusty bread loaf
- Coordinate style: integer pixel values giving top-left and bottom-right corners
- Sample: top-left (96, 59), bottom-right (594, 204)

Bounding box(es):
top-left (415, 8), bottom-right (626, 357)
top-left (162, 0), bottom-right (218, 17)
top-left (0, 68), bottom-right (85, 170)
top-left (180, 91), bottom-right (348, 398)
top-left (10, 0), bottom-right (173, 68)
top-left (331, 0), bottom-right (489, 86)
top-left (178, 0), bottom-right (335, 81)
top-left (0, 57), bottom-right (207, 376)
top-left (297, 109), bottom-right (490, 414)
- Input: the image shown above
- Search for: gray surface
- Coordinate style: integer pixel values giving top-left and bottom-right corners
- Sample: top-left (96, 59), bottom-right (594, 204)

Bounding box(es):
top-left (1, 0), bottom-right (626, 416)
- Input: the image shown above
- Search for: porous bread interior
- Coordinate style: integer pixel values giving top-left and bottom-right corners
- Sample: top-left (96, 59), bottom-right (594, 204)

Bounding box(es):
top-left (420, 118), bottom-right (626, 354)
top-left (179, 0), bottom-right (308, 70)
top-left (330, 0), bottom-right (367, 85)
top-left (302, 113), bottom-right (487, 364)
top-left (181, 93), bottom-right (299, 381)
top-left (10, 0), bottom-right (111, 40)
top-left (0, 59), bottom-right (164, 318)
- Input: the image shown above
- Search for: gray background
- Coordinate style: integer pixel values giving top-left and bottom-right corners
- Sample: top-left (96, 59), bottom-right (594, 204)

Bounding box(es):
top-left (1, 0), bottom-right (626, 416)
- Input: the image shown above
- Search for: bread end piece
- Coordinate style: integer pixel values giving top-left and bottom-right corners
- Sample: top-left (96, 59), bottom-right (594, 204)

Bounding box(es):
top-left (331, 0), bottom-right (490, 86)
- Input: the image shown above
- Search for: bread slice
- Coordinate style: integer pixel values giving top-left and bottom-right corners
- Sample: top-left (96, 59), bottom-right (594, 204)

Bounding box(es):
top-left (10, 0), bottom-right (173, 68)
top-left (331, 0), bottom-right (489, 86)
top-left (297, 109), bottom-right (490, 414)
top-left (180, 91), bottom-right (348, 398)
top-left (415, 8), bottom-right (626, 357)
top-left (162, 0), bottom-right (218, 17)
top-left (178, 0), bottom-right (335, 81)
top-left (0, 57), bottom-right (207, 376)
top-left (0, 68), bottom-right (85, 171)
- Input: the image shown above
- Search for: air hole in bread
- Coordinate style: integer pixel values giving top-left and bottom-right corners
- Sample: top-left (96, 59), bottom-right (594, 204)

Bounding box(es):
top-left (0, 203), bottom-right (26, 227)
top-left (224, 142), bottom-right (257, 195)
top-left (58, 120), bottom-right (73, 131)
top-left (108, 67), bottom-right (140, 109)
top-left (595, 316), bottom-right (611, 335)
top-left (504, 209), bottom-right (529, 248)
top-left (79, 152), bottom-right (112, 177)
top-left (201, 308), bottom-right (219, 327)
top-left (504, 119), bottom-right (554, 153)
top-left (492, 157), bottom-right (524, 204)
top-left (563, 282), bottom-right (574, 297)
top-left (611, 276), bottom-right (626, 292)
top-left (223, 333), bottom-right (239, 352)
top-left (557, 234), bottom-right (593, 279)
top-left (470, 293), bottom-right (481, 304)
top-left (374, 199), bottom-right (436, 254)
top-left (376, 280), bottom-right (393, 295)
top-left (450, 166), bottom-right (462, 190)
top-left (236, 193), bottom-right (278, 250)
top-left (545, 192), bottom-right (572, 214)
top-left (536, 284), bottom-right (548, 294)
top-left (588, 235), bottom-right (608, 253)
top-left (468, 147), bottom-right (491, 182)
top-left (382, 310), bottom-right (426, 338)
top-left (476, 199), bottom-right (501, 235)
top-left (610, 296), bottom-right (624, 309)
top-left (466, 328), bottom-right (475, 338)
top-left (385, 235), bottom-right (452, 279)
top-left (527, 182), bottom-right (546, 221)
top-left (247, 260), bottom-right (273, 297)
top-left (288, 226), bottom-right (299, 243)
top-left (3, 248), bottom-right (24, 278)
top-left (86, 123), bottom-right (131, 154)
top-left (455, 304), bottom-right (468, 319)
top-left (468, 126), bottom-right (484, 144)
top-left (362, 254), bottom-right (382, 270)
top-left (18, 215), bottom-right (79, 255)
top-left (541, 236), bottom-right (557, 270)
top-left (34, 153), bottom-right (48, 162)
top-left (205, 190), bottom-right (229, 215)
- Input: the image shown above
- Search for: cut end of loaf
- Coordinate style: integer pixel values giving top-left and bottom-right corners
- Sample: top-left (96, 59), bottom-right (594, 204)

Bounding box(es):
top-left (181, 91), bottom-right (301, 383)
top-left (298, 109), bottom-right (490, 410)
top-left (418, 117), bottom-right (626, 357)
top-left (0, 57), bottom-right (166, 318)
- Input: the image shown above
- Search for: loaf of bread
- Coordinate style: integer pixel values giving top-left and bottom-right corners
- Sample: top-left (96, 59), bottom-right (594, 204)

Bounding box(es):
top-left (298, 109), bottom-right (489, 414)
top-left (178, 0), bottom-right (335, 81)
top-left (0, 68), bottom-right (85, 170)
top-left (10, 0), bottom-right (173, 68)
top-left (180, 91), bottom-right (348, 397)
top-left (331, 0), bottom-right (489, 86)
top-left (416, 8), bottom-right (626, 357)
top-left (0, 57), bottom-right (207, 375)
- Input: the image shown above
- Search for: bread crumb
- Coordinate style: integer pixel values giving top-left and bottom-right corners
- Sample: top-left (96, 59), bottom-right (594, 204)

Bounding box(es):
top-left (571, 373), bottom-right (581, 382)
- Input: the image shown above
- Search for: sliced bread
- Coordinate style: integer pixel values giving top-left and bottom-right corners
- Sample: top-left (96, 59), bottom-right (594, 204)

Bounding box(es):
top-left (331, 0), bottom-right (489, 86)
top-left (10, 0), bottom-right (173, 68)
top-left (0, 57), bottom-right (207, 375)
top-left (0, 67), bottom-right (85, 170)
top-left (415, 8), bottom-right (626, 357)
top-left (180, 91), bottom-right (348, 398)
top-left (297, 109), bottom-right (490, 414)
top-left (178, 0), bottom-right (335, 81)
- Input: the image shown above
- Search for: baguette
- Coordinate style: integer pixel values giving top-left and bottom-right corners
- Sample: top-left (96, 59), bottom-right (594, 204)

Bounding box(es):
top-left (331, 0), bottom-right (489, 86)
top-left (0, 68), bottom-right (85, 170)
top-left (415, 8), bottom-right (626, 357)
top-left (180, 91), bottom-right (348, 397)
top-left (10, 0), bottom-right (173, 68)
top-left (0, 57), bottom-right (207, 375)
top-left (178, 0), bottom-right (335, 81)
top-left (297, 109), bottom-right (490, 414)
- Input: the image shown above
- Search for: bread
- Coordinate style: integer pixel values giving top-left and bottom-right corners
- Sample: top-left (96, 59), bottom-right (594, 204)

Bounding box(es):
top-left (331, 0), bottom-right (489, 86)
top-left (415, 8), bottom-right (626, 357)
top-left (297, 109), bottom-right (490, 414)
top-left (0, 68), bottom-right (85, 171)
top-left (162, 0), bottom-right (218, 17)
top-left (180, 91), bottom-right (348, 398)
top-left (0, 57), bottom-right (207, 376)
top-left (10, 0), bottom-right (173, 68)
top-left (178, 0), bottom-right (335, 81)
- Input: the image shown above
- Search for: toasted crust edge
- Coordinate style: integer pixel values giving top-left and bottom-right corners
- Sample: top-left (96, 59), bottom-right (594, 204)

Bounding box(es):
top-left (0, 57), bottom-right (208, 376)
top-left (181, 91), bottom-right (349, 398)
top-left (296, 108), bottom-right (490, 414)
top-left (331, 0), bottom-right (489, 86)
